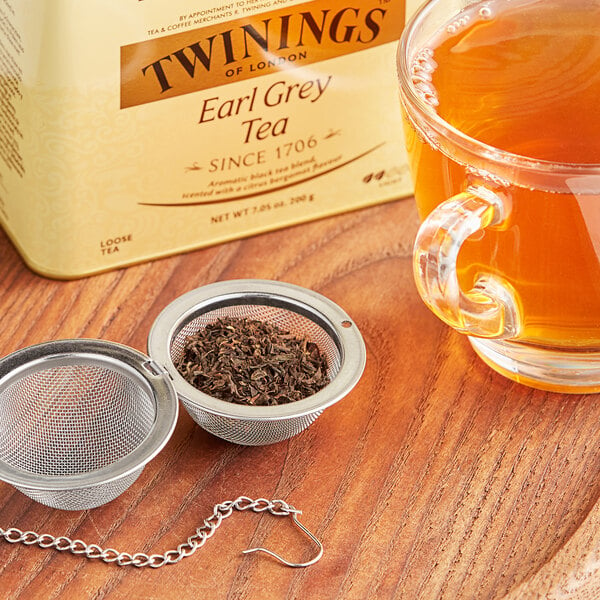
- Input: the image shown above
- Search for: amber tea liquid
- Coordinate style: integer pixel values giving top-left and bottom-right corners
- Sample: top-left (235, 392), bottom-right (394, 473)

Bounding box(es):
top-left (404, 0), bottom-right (600, 348)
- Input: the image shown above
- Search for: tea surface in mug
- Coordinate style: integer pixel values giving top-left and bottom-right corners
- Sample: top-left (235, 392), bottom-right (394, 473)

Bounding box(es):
top-left (405, 0), bottom-right (600, 347)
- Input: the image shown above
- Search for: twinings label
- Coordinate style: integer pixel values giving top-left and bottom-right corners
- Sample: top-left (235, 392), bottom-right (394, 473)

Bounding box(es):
top-left (0, 0), bottom-right (414, 278)
top-left (121, 2), bottom-right (404, 108)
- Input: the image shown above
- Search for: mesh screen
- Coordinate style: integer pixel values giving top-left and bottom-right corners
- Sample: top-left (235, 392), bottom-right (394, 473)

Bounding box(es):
top-left (181, 400), bottom-right (322, 446)
top-left (16, 468), bottom-right (143, 510)
top-left (0, 364), bottom-right (156, 477)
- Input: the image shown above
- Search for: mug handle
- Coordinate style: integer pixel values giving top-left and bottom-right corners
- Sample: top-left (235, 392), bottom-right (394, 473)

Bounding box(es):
top-left (413, 185), bottom-right (521, 339)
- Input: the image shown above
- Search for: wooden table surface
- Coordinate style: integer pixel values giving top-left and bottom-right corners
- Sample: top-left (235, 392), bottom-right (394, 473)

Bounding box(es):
top-left (0, 198), bottom-right (599, 600)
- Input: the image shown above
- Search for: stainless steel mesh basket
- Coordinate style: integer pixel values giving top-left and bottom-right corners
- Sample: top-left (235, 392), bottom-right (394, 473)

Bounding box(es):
top-left (148, 280), bottom-right (366, 446)
top-left (0, 340), bottom-right (178, 510)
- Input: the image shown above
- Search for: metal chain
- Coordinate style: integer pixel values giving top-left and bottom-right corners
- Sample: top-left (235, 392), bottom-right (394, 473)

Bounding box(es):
top-left (0, 496), bottom-right (320, 569)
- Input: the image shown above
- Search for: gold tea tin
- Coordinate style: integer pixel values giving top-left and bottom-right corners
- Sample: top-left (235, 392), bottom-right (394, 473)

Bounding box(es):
top-left (0, 0), bottom-right (417, 278)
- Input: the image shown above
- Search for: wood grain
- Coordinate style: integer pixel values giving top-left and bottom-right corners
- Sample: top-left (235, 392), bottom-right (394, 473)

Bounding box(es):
top-left (0, 199), bottom-right (599, 599)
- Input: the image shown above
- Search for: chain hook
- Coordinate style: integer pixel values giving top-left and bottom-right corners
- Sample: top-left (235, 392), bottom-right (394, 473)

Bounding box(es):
top-left (0, 497), bottom-right (323, 568)
top-left (242, 512), bottom-right (324, 568)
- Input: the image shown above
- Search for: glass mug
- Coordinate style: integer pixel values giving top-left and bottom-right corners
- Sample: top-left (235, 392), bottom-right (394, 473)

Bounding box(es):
top-left (397, 0), bottom-right (600, 392)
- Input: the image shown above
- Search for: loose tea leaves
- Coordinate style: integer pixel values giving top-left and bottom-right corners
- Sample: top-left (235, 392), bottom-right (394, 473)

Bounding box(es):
top-left (175, 316), bottom-right (330, 406)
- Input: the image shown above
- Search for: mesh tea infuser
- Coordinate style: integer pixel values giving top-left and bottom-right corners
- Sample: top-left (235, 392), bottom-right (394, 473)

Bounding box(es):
top-left (0, 279), bottom-right (365, 567)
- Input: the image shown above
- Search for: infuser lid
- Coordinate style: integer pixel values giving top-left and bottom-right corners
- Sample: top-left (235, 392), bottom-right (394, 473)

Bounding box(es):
top-left (0, 339), bottom-right (178, 496)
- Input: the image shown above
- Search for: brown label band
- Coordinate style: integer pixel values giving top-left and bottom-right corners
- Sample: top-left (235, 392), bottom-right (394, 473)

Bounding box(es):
top-left (120, 0), bottom-right (405, 109)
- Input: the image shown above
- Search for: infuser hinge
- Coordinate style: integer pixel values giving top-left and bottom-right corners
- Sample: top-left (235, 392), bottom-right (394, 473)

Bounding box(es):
top-left (142, 359), bottom-right (171, 379)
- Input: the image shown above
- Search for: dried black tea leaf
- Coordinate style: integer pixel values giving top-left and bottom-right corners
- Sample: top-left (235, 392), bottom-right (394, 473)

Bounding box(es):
top-left (175, 316), bottom-right (330, 406)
